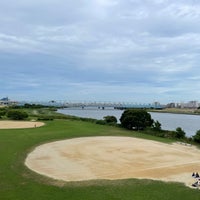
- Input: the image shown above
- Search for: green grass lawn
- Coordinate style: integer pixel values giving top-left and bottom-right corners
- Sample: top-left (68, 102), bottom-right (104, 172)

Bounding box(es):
top-left (1, 119), bottom-right (200, 200)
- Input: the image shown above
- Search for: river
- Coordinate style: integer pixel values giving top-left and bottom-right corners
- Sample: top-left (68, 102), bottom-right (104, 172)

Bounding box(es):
top-left (57, 108), bottom-right (200, 137)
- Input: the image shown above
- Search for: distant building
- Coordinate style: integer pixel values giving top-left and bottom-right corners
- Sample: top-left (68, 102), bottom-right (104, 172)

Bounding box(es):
top-left (166, 101), bottom-right (199, 109)
top-left (185, 101), bottom-right (199, 108)
top-left (0, 97), bottom-right (17, 106)
top-left (166, 102), bottom-right (176, 108)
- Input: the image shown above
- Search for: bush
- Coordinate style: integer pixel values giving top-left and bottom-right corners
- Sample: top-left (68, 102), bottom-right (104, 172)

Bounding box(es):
top-left (193, 130), bottom-right (200, 143)
top-left (7, 110), bottom-right (28, 120)
top-left (103, 116), bottom-right (117, 124)
top-left (0, 110), bottom-right (6, 117)
top-left (96, 120), bottom-right (106, 125)
top-left (38, 117), bottom-right (53, 121)
top-left (175, 127), bottom-right (186, 139)
top-left (151, 120), bottom-right (162, 131)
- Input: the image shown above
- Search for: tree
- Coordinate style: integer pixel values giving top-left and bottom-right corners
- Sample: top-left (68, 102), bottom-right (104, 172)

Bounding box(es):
top-left (103, 115), bottom-right (117, 124)
top-left (152, 120), bottom-right (162, 131)
top-left (175, 127), bottom-right (185, 139)
top-left (193, 130), bottom-right (200, 143)
top-left (0, 110), bottom-right (6, 118)
top-left (7, 110), bottom-right (28, 120)
top-left (120, 109), bottom-right (153, 130)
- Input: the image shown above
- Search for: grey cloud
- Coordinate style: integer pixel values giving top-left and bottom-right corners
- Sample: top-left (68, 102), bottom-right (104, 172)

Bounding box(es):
top-left (1, 0), bottom-right (200, 102)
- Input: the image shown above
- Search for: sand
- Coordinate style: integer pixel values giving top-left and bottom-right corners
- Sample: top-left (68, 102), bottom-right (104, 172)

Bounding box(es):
top-left (0, 120), bottom-right (44, 129)
top-left (25, 136), bottom-right (200, 187)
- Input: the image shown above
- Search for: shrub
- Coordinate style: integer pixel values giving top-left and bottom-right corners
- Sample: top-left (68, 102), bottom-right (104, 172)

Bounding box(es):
top-left (151, 120), bottom-right (162, 131)
top-left (0, 110), bottom-right (6, 117)
top-left (175, 127), bottom-right (186, 139)
top-left (96, 120), bottom-right (106, 125)
top-left (103, 116), bottom-right (117, 124)
top-left (7, 110), bottom-right (28, 120)
top-left (193, 130), bottom-right (200, 143)
top-left (38, 117), bottom-right (53, 121)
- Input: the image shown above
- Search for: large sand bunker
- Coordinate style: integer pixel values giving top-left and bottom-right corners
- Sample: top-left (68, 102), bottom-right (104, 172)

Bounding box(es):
top-left (25, 136), bottom-right (200, 187)
top-left (0, 120), bottom-right (44, 129)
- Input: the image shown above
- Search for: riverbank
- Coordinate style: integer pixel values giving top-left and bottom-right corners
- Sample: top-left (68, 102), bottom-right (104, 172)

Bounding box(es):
top-left (58, 108), bottom-right (200, 137)
top-left (149, 108), bottom-right (200, 115)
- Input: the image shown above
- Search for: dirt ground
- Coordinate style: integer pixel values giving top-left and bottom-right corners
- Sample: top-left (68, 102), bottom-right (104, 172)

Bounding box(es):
top-left (0, 120), bottom-right (44, 129)
top-left (25, 136), bottom-right (200, 187)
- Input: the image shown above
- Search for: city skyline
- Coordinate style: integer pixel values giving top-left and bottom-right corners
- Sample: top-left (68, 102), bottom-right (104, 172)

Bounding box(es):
top-left (2, 96), bottom-right (200, 109)
top-left (1, 1), bottom-right (200, 103)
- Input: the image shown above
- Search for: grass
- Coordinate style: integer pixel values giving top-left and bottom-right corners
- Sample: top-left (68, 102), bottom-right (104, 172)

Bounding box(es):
top-left (1, 119), bottom-right (200, 200)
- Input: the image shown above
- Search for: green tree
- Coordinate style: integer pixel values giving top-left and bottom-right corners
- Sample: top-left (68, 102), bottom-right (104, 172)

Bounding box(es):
top-left (193, 130), bottom-right (200, 143)
top-left (7, 110), bottom-right (28, 120)
top-left (103, 115), bottom-right (117, 124)
top-left (120, 109), bottom-right (153, 130)
top-left (152, 120), bottom-right (162, 131)
top-left (175, 127), bottom-right (185, 139)
top-left (0, 110), bottom-right (6, 118)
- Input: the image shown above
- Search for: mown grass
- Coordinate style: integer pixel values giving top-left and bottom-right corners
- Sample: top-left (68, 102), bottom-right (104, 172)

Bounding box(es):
top-left (1, 119), bottom-right (200, 200)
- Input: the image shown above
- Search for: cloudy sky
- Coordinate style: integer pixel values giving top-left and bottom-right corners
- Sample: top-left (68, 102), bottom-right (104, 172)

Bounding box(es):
top-left (1, 0), bottom-right (200, 104)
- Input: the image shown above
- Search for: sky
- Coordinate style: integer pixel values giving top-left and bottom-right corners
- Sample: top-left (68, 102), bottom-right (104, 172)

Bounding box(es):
top-left (1, 0), bottom-right (200, 104)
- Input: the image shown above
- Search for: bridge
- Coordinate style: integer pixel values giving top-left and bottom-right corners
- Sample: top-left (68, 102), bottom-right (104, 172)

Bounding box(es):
top-left (18, 100), bottom-right (164, 109)
top-left (61, 102), bottom-right (163, 109)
